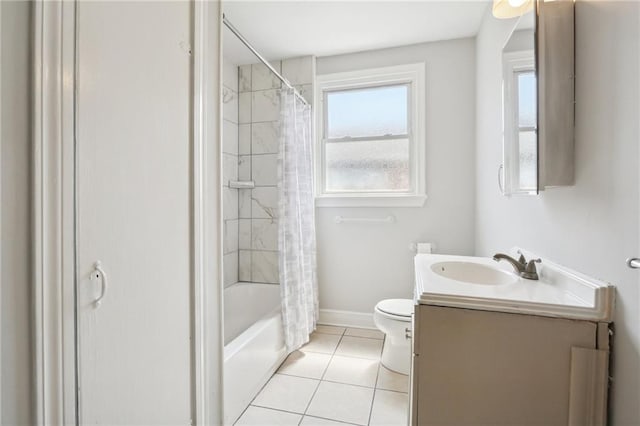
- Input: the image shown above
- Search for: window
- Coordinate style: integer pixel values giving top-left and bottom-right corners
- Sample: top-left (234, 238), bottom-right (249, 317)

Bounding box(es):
top-left (315, 64), bottom-right (426, 207)
top-left (503, 51), bottom-right (537, 194)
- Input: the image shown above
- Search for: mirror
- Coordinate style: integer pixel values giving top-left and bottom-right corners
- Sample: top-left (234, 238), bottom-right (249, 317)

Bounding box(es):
top-left (500, 0), bottom-right (575, 195)
top-left (502, 5), bottom-right (537, 194)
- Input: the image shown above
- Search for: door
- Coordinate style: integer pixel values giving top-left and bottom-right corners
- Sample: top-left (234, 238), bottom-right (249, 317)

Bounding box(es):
top-left (76, 2), bottom-right (193, 424)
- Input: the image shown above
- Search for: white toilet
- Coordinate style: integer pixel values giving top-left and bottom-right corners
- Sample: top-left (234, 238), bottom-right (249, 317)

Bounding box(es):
top-left (373, 298), bottom-right (413, 375)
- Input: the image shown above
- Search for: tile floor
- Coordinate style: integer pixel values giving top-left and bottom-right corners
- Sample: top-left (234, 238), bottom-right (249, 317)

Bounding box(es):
top-left (235, 326), bottom-right (409, 426)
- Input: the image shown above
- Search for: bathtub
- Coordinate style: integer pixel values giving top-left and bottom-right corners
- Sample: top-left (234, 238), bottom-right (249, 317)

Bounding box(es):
top-left (223, 282), bottom-right (286, 425)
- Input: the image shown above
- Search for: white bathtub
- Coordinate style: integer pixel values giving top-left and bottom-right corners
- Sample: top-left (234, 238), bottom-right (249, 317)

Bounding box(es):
top-left (223, 282), bottom-right (286, 425)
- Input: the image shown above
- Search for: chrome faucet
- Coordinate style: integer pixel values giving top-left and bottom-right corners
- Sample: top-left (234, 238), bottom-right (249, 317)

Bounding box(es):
top-left (493, 252), bottom-right (541, 280)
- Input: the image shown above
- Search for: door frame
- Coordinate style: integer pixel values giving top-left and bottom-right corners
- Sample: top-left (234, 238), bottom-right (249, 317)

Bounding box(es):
top-left (0, 1), bottom-right (3, 419)
top-left (33, 1), bottom-right (77, 423)
top-left (32, 1), bottom-right (224, 424)
top-left (191, 1), bottom-right (225, 425)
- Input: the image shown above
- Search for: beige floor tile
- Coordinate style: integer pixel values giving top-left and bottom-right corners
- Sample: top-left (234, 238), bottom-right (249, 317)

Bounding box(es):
top-left (369, 390), bottom-right (409, 426)
top-left (306, 381), bottom-right (374, 426)
top-left (376, 365), bottom-right (409, 393)
top-left (316, 325), bottom-right (346, 335)
top-left (299, 415), bottom-right (352, 425)
top-left (335, 336), bottom-right (383, 360)
top-left (278, 351), bottom-right (332, 379)
top-left (252, 374), bottom-right (319, 414)
top-left (234, 406), bottom-right (302, 426)
top-left (323, 355), bottom-right (379, 388)
top-left (300, 332), bottom-right (342, 354)
top-left (345, 328), bottom-right (384, 340)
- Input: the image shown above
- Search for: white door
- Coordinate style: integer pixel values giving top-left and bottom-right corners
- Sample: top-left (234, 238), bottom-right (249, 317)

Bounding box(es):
top-left (76, 2), bottom-right (193, 424)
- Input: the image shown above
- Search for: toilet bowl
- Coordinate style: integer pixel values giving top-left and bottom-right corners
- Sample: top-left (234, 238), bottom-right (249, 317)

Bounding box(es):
top-left (373, 298), bottom-right (413, 375)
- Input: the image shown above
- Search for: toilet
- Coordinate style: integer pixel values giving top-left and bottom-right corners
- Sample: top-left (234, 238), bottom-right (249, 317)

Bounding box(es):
top-left (373, 298), bottom-right (413, 375)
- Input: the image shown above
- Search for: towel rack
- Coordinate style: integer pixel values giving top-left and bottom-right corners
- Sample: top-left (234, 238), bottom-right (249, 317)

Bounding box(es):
top-left (334, 215), bottom-right (395, 224)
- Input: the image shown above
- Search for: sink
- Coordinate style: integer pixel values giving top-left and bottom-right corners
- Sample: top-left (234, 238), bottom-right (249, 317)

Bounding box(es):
top-left (414, 250), bottom-right (615, 322)
top-left (431, 261), bottom-right (518, 286)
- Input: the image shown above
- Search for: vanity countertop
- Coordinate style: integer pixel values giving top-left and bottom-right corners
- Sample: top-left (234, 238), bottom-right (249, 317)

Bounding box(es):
top-left (414, 252), bottom-right (615, 322)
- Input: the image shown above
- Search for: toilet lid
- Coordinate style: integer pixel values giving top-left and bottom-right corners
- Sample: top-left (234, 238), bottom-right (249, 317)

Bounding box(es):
top-left (377, 299), bottom-right (413, 318)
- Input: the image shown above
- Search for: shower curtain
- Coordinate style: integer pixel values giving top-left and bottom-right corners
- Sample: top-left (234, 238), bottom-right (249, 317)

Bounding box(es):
top-left (278, 88), bottom-right (318, 352)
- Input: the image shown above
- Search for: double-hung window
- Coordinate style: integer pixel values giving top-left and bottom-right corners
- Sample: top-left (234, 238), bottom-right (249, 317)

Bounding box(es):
top-left (315, 64), bottom-right (426, 207)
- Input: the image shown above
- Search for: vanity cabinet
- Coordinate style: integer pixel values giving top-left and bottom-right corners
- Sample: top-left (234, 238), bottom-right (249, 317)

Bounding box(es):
top-left (410, 305), bottom-right (610, 426)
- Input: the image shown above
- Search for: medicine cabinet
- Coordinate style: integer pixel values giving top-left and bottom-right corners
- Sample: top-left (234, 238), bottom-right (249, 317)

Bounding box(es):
top-left (501, 0), bottom-right (575, 195)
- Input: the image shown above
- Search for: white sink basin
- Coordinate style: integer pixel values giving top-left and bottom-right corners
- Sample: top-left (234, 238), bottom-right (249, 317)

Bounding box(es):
top-left (414, 250), bottom-right (615, 322)
top-left (431, 261), bottom-right (518, 286)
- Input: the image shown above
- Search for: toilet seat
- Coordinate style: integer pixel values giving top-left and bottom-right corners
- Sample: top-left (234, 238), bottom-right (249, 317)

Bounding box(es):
top-left (375, 299), bottom-right (413, 321)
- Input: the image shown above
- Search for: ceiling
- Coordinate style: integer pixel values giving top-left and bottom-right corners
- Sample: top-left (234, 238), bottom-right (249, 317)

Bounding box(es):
top-left (223, 1), bottom-right (491, 65)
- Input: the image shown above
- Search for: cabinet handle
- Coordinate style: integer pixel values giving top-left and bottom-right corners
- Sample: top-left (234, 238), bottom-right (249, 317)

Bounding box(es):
top-left (92, 261), bottom-right (108, 308)
top-left (627, 258), bottom-right (640, 269)
top-left (405, 327), bottom-right (412, 340)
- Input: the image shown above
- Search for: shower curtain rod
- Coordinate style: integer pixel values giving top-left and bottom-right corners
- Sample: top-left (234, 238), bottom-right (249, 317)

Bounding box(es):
top-left (223, 14), bottom-right (310, 106)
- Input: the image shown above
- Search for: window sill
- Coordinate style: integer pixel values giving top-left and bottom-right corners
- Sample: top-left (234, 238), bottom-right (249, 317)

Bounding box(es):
top-left (315, 194), bottom-right (427, 208)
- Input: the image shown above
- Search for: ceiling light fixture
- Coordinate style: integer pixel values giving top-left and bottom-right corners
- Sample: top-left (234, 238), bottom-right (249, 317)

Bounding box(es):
top-left (492, 0), bottom-right (534, 19)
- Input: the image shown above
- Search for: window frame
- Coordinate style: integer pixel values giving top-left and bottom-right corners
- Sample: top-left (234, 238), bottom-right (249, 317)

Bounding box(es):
top-left (314, 63), bottom-right (426, 207)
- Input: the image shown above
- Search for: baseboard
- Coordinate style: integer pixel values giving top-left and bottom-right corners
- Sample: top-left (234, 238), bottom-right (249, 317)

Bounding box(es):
top-left (318, 309), bottom-right (375, 329)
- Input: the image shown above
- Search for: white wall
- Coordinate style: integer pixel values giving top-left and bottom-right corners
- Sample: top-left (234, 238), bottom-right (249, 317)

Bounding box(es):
top-left (316, 38), bottom-right (476, 314)
top-left (475, 2), bottom-right (640, 424)
top-left (1, 1), bottom-right (32, 424)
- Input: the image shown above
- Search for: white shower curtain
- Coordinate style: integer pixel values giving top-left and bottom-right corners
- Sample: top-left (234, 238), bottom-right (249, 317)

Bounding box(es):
top-left (278, 88), bottom-right (318, 352)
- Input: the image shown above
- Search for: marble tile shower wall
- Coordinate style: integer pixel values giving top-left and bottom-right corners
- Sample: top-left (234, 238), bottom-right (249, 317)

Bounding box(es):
top-left (223, 60), bottom-right (240, 287)
top-left (237, 56), bottom-right (315, 285)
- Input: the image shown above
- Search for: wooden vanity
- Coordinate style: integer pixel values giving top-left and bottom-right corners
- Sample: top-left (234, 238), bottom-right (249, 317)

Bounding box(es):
top-left (410, 305), bottom-right (611, 425)
top-left (411, 252), bottom-right (615, 426)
